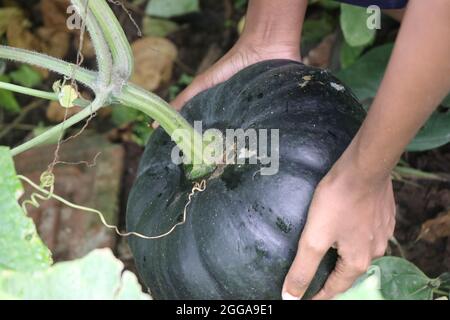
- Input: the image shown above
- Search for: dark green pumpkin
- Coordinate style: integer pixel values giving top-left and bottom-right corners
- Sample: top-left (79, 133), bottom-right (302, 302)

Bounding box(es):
top-left (126, 60), bottom-right (365, 299)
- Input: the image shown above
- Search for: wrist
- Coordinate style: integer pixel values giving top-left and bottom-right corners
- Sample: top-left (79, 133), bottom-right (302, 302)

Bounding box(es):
top-left (328, 137), bottom-right (393, 188)
top-left (240, 0), bottom-right (306, 57)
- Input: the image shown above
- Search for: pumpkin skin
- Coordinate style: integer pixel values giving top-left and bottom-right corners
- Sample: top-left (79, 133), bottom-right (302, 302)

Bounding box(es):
top-left (126, 60), bottom-right (366, 300)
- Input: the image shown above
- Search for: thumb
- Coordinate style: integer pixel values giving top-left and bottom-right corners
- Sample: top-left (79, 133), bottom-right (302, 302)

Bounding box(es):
top-left (282, 234), bottom-right (330, 300)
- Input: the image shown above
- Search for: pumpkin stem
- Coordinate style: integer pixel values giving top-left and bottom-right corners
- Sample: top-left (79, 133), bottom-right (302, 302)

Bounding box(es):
top-left (117, 85), bottom-right (216, 179)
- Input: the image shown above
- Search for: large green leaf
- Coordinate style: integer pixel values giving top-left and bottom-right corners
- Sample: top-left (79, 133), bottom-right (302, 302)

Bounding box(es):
top-left (340, 4), bottom-right (376, 47)
top-left (142, 16), bottom-right (179, 37)
top-left (0, 147), bottom-right (52, 272)
top-left (407, 111), bottom-right (450, 151)
top-left (146, 0), bottom-right (199, 18)
top-left (337, 43), bottom-right (394, 101)
top-left (337, 45), bottom-right (450, 151)
top-left (372, 257), bottom-right (434, 300)
top-left (0, 249), bottom-right (151, 300)
top-left (340, 41), bottom-right (366, 69)
top-left (336, 266), bottom-right (384, 300)
top-left (0, 148), bottom-right (151, 300)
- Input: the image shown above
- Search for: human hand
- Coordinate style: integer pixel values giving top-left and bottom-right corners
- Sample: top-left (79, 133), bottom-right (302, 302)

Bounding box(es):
top-left (171, 39), bottom-right (301, 110)
top-left (282, 155), bottom-right (396, 300)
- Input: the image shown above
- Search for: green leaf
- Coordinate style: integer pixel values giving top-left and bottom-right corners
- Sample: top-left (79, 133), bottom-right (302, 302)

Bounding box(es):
top-left (337, 43), bottom-right (394, 101)
top-left (337, 45), bottom-right (450, 152)
top-left (111, 105), bottom-right (140, 126)
top-left (0, 249), bottom-right (151, 300)
top-left (233, 0), bottom-right (248, 10)
top-left (302, 14), bottom-right (335, 49)
top-left (340, 4), bottom-right (376, 47)
top-left (336, 266), bottom-right (384, 300)
top-left (407, 111), bottom-right (450, 151)
top-left (146, 0), bottom-right (199, 18)
top-left (142, 16), bottom-right (179, 37)
top-left (0, 74), bottom-right (20, 113)
top-left (372, 257), bottom-right (434, 300)
top-left (9, 65), bottom-right (42, 88)
top-left (340, 41), bottom-right (366, 69)
top-left (310, 0), bottom-right (341, 10)
top-left (0, 147), bottom-right (52, 272)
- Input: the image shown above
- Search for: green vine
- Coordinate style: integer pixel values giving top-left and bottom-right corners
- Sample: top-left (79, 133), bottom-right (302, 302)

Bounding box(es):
top-left (0, 0), bottom-right (214, 179)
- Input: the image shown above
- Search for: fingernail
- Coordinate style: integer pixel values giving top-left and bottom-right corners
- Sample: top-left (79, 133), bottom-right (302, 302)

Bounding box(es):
top-left (282, 291), bottom-right (301, 300)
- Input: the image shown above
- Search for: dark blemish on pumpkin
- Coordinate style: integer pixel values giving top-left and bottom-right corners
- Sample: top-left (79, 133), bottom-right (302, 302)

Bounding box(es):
top-left (276, 217), bottom-right (292, 234)
top-left (220, 166), bottom-right (243, 190)
top-left (257, 93), bottom-right (264, 99)
top-left (24, 233), bottom-right (33, 241)
top-left (157, 193), bottom-right (163, 198)
top-left (143, 256), bottom-right (147, 262)
top-left (255, 241), bottom-right (269, 259)
top-left (327, 130), bottom-right (338, 139)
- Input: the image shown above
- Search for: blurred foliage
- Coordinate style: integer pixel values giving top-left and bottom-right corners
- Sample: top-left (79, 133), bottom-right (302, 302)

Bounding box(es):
top-left (146, 0), bottom-right (199, 18)
top-left (0, 64), bottom-right (42, 114)
top-left (142, 16), bottom-right (179, 37)
top-left (0, 74), bottom-right (20, 113)
top-left (340, 3), bottom-right (376, 47)
top-left (169, 73), bottom-right (194, 101)
top-left (9, 65), bottom-right (42, 88)
top-left (337, 44), bottom-right (394, 102)
top-left (301, 12), bottom-right (335, 50)
top-left (111, 106), bottom-right (153, 146)
top-left (0, 146), bottom-right (52, 272)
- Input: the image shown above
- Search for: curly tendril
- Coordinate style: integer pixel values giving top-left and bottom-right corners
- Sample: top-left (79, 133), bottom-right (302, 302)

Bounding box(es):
top-left (18, 173), bottom-right (207, 240)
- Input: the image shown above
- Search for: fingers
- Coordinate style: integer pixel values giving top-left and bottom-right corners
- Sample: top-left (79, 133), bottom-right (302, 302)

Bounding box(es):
top-left (313, 249), bottom-right (372, 300)
top-left (282, 235), bottom-right (330, 300)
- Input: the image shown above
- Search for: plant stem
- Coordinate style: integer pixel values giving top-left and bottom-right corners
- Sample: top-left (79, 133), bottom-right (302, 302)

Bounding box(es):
top-left (71, 0), bottom-right (113, 85)
top-left (11, 92), bottom-right (109, 156)
top-left (87, 0), bottom-right (134, 78)
top-left (0, 46), bottom-right (96, 89)
top-left (0, 81), bottom-right (58, 101)
top-left (118, 84), bottom-right (215, 178)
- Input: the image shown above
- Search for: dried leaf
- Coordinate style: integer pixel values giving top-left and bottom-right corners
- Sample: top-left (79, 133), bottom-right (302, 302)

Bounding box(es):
top-left (418, 211), bottom-right (450, 243)
top-left (37, 27), bottom-right (71, 59)
top-left (6, 17), bottom-right (40, 51)
top-left (40, 0), bottom-right (71, 30)
top-left (142, 17), bottom-right (179, 37)
top-left (0, 7), bottom-right (24, 38)
top-left (131, 37), bottom-right (178, 92)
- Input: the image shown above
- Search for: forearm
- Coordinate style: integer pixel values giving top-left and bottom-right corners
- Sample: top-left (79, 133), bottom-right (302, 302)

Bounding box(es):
top-left (344, 0), bottom-right (450, 181)
top-left (241, 0), bottom-right (308, 49)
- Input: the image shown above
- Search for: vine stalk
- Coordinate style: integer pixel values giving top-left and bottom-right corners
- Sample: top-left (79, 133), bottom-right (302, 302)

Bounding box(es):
top-left (0, 0), bottom-right (214, 179)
